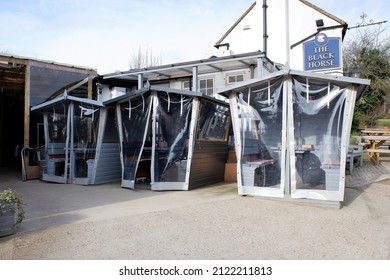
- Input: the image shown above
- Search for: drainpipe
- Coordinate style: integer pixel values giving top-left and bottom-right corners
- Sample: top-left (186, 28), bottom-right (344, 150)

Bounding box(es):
top-left (285, 0), bottom-right (290, 66)
top-left (263, 0), bottom-right (268, 56)
top-left (250, 64), bottom-right (255, 79)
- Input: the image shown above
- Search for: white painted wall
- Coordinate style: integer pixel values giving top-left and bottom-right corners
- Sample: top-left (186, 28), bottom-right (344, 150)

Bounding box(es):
top-left (170, 68), bottom-right (256, 101)
top-left (217, 0), bottom-right (345, 72)
top-left (99, 85), bottom-right (127, 101)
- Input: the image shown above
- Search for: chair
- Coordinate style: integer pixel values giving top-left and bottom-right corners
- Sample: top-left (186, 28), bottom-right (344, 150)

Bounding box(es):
top-left (346, 145), bottom-right (364, 175)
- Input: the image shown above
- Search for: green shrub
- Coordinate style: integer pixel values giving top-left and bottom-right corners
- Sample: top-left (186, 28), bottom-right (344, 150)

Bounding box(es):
top-left (351, 114), bottom-right (361, 132)
top-left (0, 188), bottom-right (25, 228)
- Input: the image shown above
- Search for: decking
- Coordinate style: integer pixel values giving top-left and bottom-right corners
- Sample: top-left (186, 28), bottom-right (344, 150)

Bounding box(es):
top-left (345, 154), bottom-right (390, 187)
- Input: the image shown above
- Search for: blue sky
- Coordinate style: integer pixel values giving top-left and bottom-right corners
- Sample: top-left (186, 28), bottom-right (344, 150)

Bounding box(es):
top-left (0, 0), bottom-right (388, 74)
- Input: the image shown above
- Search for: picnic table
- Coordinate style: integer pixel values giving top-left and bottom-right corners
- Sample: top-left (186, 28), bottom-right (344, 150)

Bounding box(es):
top-left (361, 128), bottom-right (390, 135)
top-left (361, 128), bottom-right (390, 164)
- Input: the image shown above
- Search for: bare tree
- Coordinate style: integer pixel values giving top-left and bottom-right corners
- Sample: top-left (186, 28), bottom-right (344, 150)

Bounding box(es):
top-left (129, 46), bottom-right (162, 69)
top-left (343, 21), bottom-right (390, 127)
top-left (0, 49), bottom-right (11, 55)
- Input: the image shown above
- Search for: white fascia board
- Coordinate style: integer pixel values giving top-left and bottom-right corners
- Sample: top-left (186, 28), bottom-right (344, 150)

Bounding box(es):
top-left (31, 95), bottom-right (103, 112)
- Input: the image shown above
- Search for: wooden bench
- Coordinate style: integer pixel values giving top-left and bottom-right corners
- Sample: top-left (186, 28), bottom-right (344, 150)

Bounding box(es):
top-left (366, 148), bottom-right (390, 165)
top-left (379, 141), bottom-right (390, 149)
top-left (46, 143), bottom-right (66, 176)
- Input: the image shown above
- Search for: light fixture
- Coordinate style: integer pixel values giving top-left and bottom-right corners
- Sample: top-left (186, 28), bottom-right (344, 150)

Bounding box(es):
top-left (352, 67), bottom-right (361, 78)
top-left (316, 19), bottom-right (324, 28)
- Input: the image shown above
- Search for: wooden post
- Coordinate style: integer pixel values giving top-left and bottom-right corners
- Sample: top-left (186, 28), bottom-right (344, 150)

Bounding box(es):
top-left (87, 74), bottom-right (93, 99)
top-left (24, 63), bottom-right (31, 150)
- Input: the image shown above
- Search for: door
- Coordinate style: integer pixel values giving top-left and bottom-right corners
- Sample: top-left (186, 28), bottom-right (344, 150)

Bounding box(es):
top-left (118, 92), bottom-right (153, 189)
top-left (289, 76), bottom-right (353, 201)
top-left (231, 77), bottom-right (286, 198)
top-left (151, 92), bottom-right (194, 190)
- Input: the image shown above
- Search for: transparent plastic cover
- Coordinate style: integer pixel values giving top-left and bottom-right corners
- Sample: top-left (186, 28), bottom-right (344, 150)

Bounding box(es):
top-left (44, 103), bottom-right (69, 177)
top-left (237, 77), bottom-right (284, 188)
top-left (291, 76), bottom-right (347, 192)
top-left (73, 103), bottom-right (100, 179)
top-left (121, 92), bottom-right (152, 182)
top-left (30, 66), bottom-right (88, 106)
top-left (154, 93), bottom-right (193, 183)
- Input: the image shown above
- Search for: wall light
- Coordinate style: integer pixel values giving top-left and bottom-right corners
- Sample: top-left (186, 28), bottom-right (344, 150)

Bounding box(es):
top-left (316, 19), bottom-right (324, 28)
top-left (352, 67), bottom-right (361, 78)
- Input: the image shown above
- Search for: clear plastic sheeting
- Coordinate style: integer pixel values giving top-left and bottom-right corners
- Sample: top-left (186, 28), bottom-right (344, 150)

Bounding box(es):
top-left (30, 66), bottom-right (88, 106)
top-left (102, 108), bottom-right (119, 143)
top-left (45, 103), bottom-right (69, 177)
top-left (291, 76), bottom-right (347, 192)
top-left (237, 77), bottom-right (284, 189)
top-left (196, 100), bottom-right (230, 141)
top-left (31, 95), bottom-right (108, 184)
top-left (220, 69), bottom-right (368, 202)
top-left (153, 93), bottom-right (193, 183)
top-left (121, 92), bottom-right (152, 183)
top-left (73, 103), bottom-right (100, 179)
top-left (47, 104), bottom-right (68, 143)
top-left (110, 87), bottom-right (231, 190)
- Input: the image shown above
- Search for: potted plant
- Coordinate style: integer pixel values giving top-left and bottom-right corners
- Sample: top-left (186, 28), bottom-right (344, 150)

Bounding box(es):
top-left (0, 188), bottom-right (25, 237)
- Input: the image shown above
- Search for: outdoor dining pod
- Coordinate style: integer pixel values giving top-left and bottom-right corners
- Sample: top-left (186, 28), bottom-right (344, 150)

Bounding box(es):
top-left (217, 68), bottom-right (369, 203)
top-left (103, 85), bottom-right (231, 191)
top-left (31, 93), bottom-right (121, 185)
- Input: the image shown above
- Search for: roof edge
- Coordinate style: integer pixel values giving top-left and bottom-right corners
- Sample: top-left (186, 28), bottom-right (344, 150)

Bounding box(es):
top-left (103, 50), bottom-right (266, 79)
top-left (298, 0), bottom-right (347, 26)
top-left (215, 0), bottom-right (349, 47)
top-left (215, 1), bottom-right (256, 46)
top-left (217, 68), bottom-right (370, 98)
top-left (0, 53), bottom-right (97, 74)
top-left (31, 95), bottom-right (103, 112)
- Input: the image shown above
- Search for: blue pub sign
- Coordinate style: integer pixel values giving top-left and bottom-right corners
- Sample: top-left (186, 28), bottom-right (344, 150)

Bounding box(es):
top-left (303, 33), bottom-right (341, 71)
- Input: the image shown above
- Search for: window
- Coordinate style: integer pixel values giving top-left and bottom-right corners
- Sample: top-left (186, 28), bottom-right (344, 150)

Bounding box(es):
top-left (226, 74), bottom-right (245, 85)
top-left (182, 78), bottom-right (214, 97)
top-left (199, 78), bottom-right (214, 96)
top-left (196, 100), bottom-right (230, 141)
top-left (182, 80), bottom-right (191, 91)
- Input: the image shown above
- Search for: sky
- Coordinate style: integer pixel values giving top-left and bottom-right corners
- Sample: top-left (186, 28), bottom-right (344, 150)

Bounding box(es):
top-left (0, 0), bottom-right (389, 74)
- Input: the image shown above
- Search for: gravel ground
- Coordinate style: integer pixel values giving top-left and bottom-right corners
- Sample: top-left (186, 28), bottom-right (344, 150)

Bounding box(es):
top-left (1, 175), bottom-right (389, 260)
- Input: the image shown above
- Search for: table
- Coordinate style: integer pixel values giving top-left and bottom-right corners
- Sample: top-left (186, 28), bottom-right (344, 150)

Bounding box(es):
top-left (361, 134), bottom-right (390, 164)
top-left (361, 128), bottom-right (390, 135)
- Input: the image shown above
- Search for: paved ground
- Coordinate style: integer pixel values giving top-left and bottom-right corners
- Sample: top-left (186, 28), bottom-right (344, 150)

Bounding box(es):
top-left (0, 161), bottom-right (389, 260)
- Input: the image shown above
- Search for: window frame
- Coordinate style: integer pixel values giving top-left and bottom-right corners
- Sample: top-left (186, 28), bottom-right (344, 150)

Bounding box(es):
top-left (195, 99), bottom-right (231, 143)
top-left (226, 72), bottom-right (246, 86)
top-left (198, 77), bottom-right (215, 97)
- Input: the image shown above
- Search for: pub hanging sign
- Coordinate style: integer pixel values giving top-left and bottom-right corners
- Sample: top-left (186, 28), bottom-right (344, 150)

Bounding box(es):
top-left (303, 33), bottom-right (341, 71)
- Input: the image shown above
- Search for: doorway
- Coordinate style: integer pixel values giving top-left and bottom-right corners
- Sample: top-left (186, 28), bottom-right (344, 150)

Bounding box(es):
top-left (0, 93), bottom-right (24, 167)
